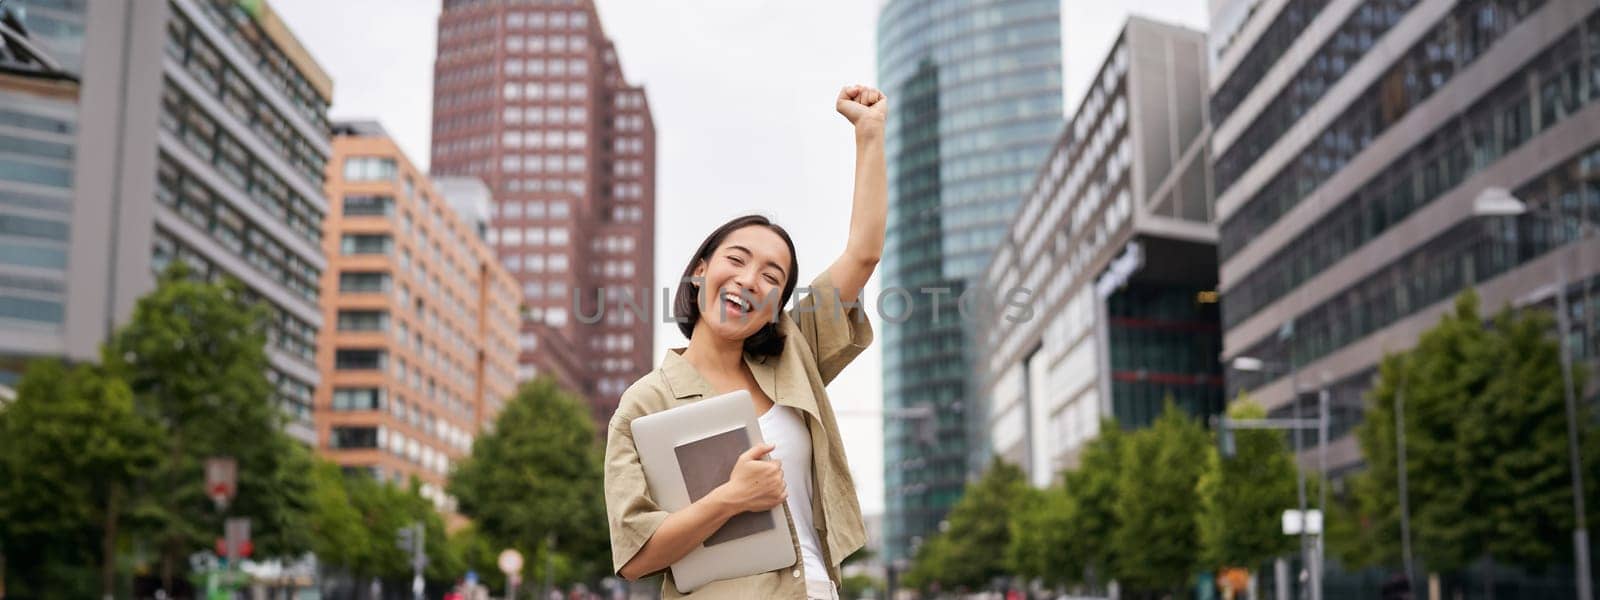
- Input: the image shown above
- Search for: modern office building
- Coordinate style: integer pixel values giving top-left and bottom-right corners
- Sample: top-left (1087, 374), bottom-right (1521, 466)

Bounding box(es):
top-left (1212, 0), bottom-right (1600, 472)
top-left (876, 0), bottom-right (1064, 562)
top-left (317, 121), bottom-right (520, 511)
top-left (979, 17), bottom-right (1219, 488)
top-left (429, 0), bottom-right (655, 422)
top-left (0, 0), bottom-right (334, 442)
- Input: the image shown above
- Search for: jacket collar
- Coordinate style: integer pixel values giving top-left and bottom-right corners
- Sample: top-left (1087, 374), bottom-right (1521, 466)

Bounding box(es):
top-left (660, 347), bottom-right (778, 403)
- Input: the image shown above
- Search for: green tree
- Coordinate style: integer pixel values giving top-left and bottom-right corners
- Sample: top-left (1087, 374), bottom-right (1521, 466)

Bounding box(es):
top-left (1196, 398), bottom-right (1298, 571)
top-left (904, 458), bottom-right (1029, 592)
top-left (447, 377), bottom-right (609, 585)
top-left (1343, 291), bottom-right (1598, 583)
top-left (1063, 421), bottom-right (1125, 589)
top-left (1007, 482), bottom-right (1075, 588)
top-left (306, 461), bottom-right (370, 573)
top-left (0, 360), bottom-right (163, 598)
top-left (1112, 401), bottom-right (1209, 596)
top-left (101, 262), bottom-right (315, 587)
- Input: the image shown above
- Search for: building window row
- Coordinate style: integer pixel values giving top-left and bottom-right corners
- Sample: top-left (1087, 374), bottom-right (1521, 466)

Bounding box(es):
top-left (501, 129), bottom-right (587, 149)
top-left (158, 84), bottom-right (324, 246)
top-left (193, 0), bottom-right (332, 136)
top-left (1233, 143), bottom-right (1600, 375)
top-left (501, 252), bottom-right (570, 273)
top-left (1219, 0), bottom-right (1549, 260)
top-left (613, 92), bottom-right (645, 109)
top-left (268, 368), bottom-right (314, 423)
top-left (502, 105), bottom-right (589, 125)
top-left (154, 155), bottom-right (321, 303)
top-left (501, 81), bottom-right (589, 101)
top-left (609, 182), bottom-right (645, 199)
top-left (1210, 0), bottom-right (1333, 127)
top-left (167, 10), bottom-right (328, 186)
top-left (501, 178), bottom-right (587, 195)
top-left (504, 10), bottom-right (589, 30)
top-left (591, 234), bottom-right (638, 253)
top-left (503, 34), bottom-right (589, 54)
top-left (492, 200), bottom-right (572, 219)
top-left (489, 226), bottom-right (572, 246)
top-left (1223, 25), bottom-right (1599, 329)
top-left (499, 153), bottom-right (587, 173)
top-left (613, 114), bottom-right (645, 131)
top-left (343, 156), bottom-right (398, 182)
top-left (610, 205), bottom-right (645, 223)
top-left (149, 230), bottom-right (317, 363)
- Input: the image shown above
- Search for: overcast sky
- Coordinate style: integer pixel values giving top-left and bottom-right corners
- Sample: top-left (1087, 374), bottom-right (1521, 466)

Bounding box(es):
top-left (274, 0), bottom-right (1208, 517)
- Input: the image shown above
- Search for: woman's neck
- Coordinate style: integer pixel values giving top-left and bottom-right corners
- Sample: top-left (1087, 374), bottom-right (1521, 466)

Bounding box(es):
top-left (681, 323), bottom-right (745, 379)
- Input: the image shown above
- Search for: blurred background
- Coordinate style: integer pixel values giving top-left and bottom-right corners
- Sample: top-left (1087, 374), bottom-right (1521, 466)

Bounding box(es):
top-left (0, 0), bottom-right (1595, 598)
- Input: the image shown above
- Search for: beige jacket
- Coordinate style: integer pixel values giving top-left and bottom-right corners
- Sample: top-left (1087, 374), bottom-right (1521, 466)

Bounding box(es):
top-left (604, 270), bottom-right (873, 598)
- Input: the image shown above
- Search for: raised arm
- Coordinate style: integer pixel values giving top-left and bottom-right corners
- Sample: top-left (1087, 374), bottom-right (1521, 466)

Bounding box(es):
top-left (827, 85), bottom-right (889, 304)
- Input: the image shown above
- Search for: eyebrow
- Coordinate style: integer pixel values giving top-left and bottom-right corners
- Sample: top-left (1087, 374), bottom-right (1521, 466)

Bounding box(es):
top-left (726, 244), bottom-right (787, 278)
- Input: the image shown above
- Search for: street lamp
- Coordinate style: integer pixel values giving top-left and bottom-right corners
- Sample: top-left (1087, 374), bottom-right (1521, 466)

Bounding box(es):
top-left (1227, 355), bottom-right (1325, 600)
top-left (1473, 187), bottom-right (1593, 600)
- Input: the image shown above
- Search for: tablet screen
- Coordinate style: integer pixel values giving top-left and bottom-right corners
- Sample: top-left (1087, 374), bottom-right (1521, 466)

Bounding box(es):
top-left (675, 427), bottom-right (777, 546)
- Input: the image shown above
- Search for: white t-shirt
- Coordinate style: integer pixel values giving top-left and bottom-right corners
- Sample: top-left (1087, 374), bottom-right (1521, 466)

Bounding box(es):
top-left (757, 405), bottom-right (830, 585)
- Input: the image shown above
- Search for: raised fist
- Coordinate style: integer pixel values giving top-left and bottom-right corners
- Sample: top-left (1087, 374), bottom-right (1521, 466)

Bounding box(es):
top-left (837, 84), bottom-right (888, 134)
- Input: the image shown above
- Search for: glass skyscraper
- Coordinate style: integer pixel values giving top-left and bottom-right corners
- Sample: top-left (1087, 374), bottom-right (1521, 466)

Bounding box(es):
top-left (876, 0), bottom-right (1062, 564)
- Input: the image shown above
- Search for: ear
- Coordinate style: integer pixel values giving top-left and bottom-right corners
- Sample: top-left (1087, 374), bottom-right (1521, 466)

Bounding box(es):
top-left (692, 259), bottom-right (706, 281)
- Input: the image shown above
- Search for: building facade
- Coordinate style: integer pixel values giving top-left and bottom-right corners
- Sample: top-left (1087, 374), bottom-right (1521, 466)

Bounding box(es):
top-left (875, 0), bottom-right (1064, 562)
top-left (1212, 0), bottom-right (1600, 472)
top-left (429, 0), bottom-right (655, 422)
top-left (0, 0), bottom-right (334, 443)
top-left (979, 18), bottom-right (1219, 489)
top-left (318, 121), bottom-right (520, 511)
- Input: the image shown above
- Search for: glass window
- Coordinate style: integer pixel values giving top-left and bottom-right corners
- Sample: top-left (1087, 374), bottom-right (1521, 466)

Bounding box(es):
top-left (329, 426), bottom-right (379, 448)
top-left (343, 156), bottom-right (397, 181)
top-left (335, 348), bottom-right (387, 370)
top-left (337, 310), bottom-right (389, 331)
top-left (342, 194), bottom-right (394, 216)
top-left (332, 387), bottom-right (385, 411)
top-left (340, 234), bottom-right (393, 255)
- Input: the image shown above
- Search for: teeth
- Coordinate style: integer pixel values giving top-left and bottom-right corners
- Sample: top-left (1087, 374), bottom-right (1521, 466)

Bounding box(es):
top-left (723, 292), bottom-right (751, 310)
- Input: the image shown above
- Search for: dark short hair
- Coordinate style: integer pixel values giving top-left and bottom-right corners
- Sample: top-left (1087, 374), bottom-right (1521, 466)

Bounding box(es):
top-left (673, 214), bottom-right (799, 357)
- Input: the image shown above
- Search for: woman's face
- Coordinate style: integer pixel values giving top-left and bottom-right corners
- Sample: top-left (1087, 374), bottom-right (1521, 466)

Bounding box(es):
top-left (692, 225), bottom-right (792, 342)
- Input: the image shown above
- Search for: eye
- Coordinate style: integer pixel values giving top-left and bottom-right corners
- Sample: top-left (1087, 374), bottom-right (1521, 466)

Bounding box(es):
top-left (727, 255), bottom-right (745, 266)
top-left (764, 273), bottom-right (780, 285)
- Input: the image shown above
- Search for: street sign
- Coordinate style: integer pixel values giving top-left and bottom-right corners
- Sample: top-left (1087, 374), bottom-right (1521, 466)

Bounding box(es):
top-left (205, 457), bottom-right (237, 510)
top-left (1282, 509), bottom-right (1323, 535)
top-left (498, 548), bottom-right (523, 574)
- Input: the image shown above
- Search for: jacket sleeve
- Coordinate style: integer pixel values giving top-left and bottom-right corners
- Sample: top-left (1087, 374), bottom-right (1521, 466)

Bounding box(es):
top-left (603, 385), bottom-right (670, 578)
top-left (786, 269), bottom-right (875, 385)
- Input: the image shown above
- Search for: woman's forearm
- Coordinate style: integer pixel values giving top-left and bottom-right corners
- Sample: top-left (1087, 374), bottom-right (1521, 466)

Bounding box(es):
top-left (618, 491), bottom-right (739, 580)
top-left (846, 128), bottom-right (887, 266)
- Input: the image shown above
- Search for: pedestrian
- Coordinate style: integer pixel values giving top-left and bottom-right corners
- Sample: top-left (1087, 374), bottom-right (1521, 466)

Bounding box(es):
top-left (603, 84), bottom-right (889, 600)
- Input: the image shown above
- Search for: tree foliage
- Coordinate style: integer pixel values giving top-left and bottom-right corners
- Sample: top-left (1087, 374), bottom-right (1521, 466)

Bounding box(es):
top-left (1196, 398), bottom-right (1298, 570)
top-left (1111, 401), bottom-right (1209, 595)
top-left (0, 360), bottom-right (164, 598)
top-left (904, 459), bottom-right (1030, 592)
top-left (448, 376), bottom-right (609, 585)
top-left (1341, 291), bottom-right (1599, 576)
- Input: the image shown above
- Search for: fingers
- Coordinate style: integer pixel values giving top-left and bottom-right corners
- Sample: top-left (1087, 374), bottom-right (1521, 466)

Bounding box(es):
top-left (740, 443), bottom-right (776, 462)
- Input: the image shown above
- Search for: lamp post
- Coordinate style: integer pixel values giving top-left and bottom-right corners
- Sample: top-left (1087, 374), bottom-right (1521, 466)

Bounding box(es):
top-left (1474, 187), bottom-right (1593, 600)
top-left (1229, 353), bottom-right (1324, 600)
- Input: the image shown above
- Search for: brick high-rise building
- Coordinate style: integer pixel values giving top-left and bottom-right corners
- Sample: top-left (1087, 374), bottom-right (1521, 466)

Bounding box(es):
top-left (429, 0), bottom-right (655, 421)
top-left (318, 120), bottom-right (521, 511)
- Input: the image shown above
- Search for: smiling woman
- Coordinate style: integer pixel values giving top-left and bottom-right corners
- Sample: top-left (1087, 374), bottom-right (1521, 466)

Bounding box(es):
top-left (604, 84), bottom-right (888, 600)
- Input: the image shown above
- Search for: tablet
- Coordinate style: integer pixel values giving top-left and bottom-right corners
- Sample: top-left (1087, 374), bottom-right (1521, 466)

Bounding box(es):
top-left (630, 390), bottom-right (797, 593)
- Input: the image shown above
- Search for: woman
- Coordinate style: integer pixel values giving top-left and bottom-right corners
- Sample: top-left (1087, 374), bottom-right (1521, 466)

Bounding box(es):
top-left (604, 84), bottom-right (888, 600)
